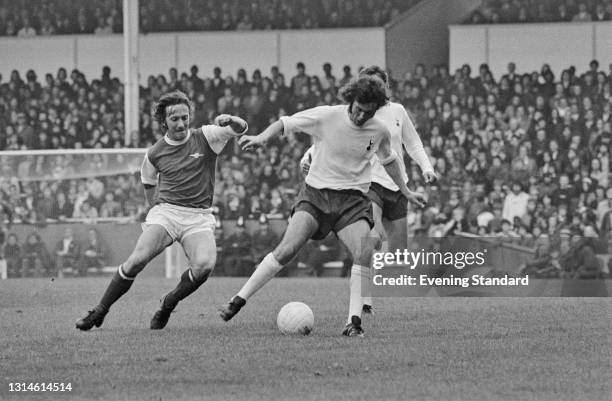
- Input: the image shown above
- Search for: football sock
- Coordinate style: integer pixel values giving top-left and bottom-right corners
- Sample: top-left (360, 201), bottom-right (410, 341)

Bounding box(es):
top-left (362, 268), bottom-right (373, 307)
top-left (163, 268), bottom-right (210, 309)
top-left (348, 264), bottom-right (369, 324)
top-left (237, 253), bottom-right (283, 300)
top-left (98, 264), bottom-right (135, 310)
top-left (364, 240), bottom-right (386, 307)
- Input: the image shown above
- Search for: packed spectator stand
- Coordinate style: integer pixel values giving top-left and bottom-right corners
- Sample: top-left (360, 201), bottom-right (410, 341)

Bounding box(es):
top-left (0, 0), bottom-right (418, 36)
top-left (1, 58), bottom-right (611, 253)
top-left (467, 0), bottom-right (612, 24)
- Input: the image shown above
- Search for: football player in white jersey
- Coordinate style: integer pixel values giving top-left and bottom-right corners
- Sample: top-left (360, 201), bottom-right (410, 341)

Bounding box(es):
top-left (301, 66), bottom-right (437, 313)
top-left (220, 76), bottom-right (427, 336)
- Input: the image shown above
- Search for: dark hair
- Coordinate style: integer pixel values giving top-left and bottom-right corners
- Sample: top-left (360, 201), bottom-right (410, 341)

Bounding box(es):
top-left (339, 76), bottom-right (388, 109)
top-left (152, 90), bottom-right (193, 126)
top-left (359, 65), bottom-right (388, 84)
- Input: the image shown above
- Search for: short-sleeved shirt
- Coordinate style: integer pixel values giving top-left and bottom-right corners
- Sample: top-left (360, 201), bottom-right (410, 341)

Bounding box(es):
top-left (280, 105), bottom-right (389, 194)
top-left (140, 125), bottom-right (240, 209)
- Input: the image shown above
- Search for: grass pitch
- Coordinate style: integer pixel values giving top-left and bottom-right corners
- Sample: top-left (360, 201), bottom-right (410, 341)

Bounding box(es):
top-left (1, 277), bottom-right (610, 401)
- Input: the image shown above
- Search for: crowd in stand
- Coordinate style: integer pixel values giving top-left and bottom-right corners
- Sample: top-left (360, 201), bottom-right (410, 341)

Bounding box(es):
top-left (0, 59), bottom-right (611, 262)
top-left (468, 0), bottom-right (612, 24)
top-left (0, 0), bottom-right (416, 36)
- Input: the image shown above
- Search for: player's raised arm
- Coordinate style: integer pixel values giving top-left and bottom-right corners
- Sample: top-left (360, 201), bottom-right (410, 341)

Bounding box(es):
top-left (376, 130), bottom-right (426, 208)
top-left (214, 114), bottom-right (248, 135)
top-left (203, 114), bottom-right (248, 154)
top-left (400, 108), bottom-right (437, 184)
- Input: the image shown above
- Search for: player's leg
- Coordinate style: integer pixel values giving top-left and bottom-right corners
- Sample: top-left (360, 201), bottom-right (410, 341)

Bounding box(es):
top-left (76, 225), bottom-right (172, 331)
top-left (363, 201), bottom-right (387, 313)
top-left (220, 211), bottom-right (319, 321)
top-left (385, 215), bottom-right (408, 255)
top-left (337, 219), bottom-right (378, 336)
top-left (150, 229), bottom-right (216, 329)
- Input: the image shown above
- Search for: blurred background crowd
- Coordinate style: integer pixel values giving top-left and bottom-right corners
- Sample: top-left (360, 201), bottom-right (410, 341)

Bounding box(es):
top-left (467, 0), bottom-right (612, 24)
top-left (0, 0), bottom-right (419, 36)
top-left (1, 59), bottom-right (611, 249)
top-left (0, 0), bottom-right (611, 279)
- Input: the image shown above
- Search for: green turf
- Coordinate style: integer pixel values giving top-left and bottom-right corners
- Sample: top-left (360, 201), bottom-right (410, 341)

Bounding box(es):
top-left (1, 277), bottom-right (610, 401)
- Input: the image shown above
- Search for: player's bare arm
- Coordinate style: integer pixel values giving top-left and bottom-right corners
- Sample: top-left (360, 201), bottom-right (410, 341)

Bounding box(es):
top-left (140, 153), bottom-right (158, 210)
top-left (214, 114), bottom-right (248, 135)
top-left (377, 131), bottom-right (426, 208)
top-left (400, 109), bottom-right (438, 184)
top-left (238, 120), bottom-right (284, 151)
top-left (300, 145), bottom-right (313, 176)
top-left (143, 184), bottom-right (156, 209)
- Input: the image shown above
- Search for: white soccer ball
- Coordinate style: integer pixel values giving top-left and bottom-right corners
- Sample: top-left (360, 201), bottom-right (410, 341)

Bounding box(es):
top-left (277, 302), bottom-right (314, 335)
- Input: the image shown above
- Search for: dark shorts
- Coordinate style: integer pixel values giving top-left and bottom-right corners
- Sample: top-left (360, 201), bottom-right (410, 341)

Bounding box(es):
top-left (367, 182), bottom-right (408, 221)
top-left (291, 184), bottom-right (374, 240)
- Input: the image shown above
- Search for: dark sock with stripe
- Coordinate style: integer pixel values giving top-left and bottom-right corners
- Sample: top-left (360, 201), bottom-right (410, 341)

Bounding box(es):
top-left (98, 265), bottom-right (135, 311)
top-left (163, 268), bottom-right (209, 310)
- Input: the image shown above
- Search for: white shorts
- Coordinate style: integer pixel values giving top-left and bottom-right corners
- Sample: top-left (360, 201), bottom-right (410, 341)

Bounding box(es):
top-left (145, 203), bottom-right (216, 242)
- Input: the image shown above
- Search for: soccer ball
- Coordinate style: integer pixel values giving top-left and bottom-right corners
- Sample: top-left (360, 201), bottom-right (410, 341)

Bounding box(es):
top-left (277, 302), bottom-right (314, 335)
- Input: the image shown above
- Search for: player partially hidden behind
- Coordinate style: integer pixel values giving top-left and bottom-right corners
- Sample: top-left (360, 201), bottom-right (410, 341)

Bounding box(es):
top-left (219, 76), bottom-right (426, 336)
top-left (76, 90), bottom-right (248, 331)
top-left (301, 66), bottom-right (437, 313)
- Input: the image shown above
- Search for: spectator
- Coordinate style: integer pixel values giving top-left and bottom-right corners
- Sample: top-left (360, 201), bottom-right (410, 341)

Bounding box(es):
top-left (49, 191), bottom-right (74, 221)
top-left (80, 228), bottom-right (107, 276)
top-left (15, 113), bottom-right (35, 149)
top-left (17, 18), bottom-right (36, 37)
top-left (99, 191), bottom-right (122, 218)
top-left (74, 199), bottom-right (99, 222)
top-left (290, 62), bottom-right (311, 97)
top-left (572, 3), bottom-right (592, 21)
top-left (54, 227), bottom-right (81, 276)
top-left (21, 232), bottom-right (51, 277)
top-left (338, 65), bottom-right (353, 87)
top-left (562, 235), bottom-right (603, 279)
top-left (502, 182), bottom-right (530, 223)
top-left (320, 62), bottom-right (337, 92)
top-left (222, 217), bottom-right (252, 276)
top-left (4, 233), bottom-right (22, 278)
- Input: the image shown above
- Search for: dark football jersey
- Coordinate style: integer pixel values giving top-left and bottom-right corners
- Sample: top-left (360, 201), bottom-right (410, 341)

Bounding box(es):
top-left (141, 126), bottom-right (238, 209)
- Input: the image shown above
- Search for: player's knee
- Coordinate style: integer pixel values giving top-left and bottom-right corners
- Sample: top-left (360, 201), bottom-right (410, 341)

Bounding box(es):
top-left (191, 255), bottom-right (215, 278)
top-left (351, 243), bottom-right (377, 266)
top-left (272, 243), bottom-right (299, 265)
top-left (123, 251), bottom-right (149, 276)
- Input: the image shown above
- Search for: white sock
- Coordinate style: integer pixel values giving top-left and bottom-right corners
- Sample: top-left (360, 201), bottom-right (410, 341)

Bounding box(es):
top-left (364, 240), bottom-right (387, 307)
top-left (348, 264), bottom-right (369, 324)
top-left (237, 253), bottom-right (283, 300)
top-left (362, 267), bottom-right (373, 307)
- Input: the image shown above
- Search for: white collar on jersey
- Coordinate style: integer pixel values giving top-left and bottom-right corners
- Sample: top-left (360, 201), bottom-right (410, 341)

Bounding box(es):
top-left (164, 129), bottom-right (192, 146)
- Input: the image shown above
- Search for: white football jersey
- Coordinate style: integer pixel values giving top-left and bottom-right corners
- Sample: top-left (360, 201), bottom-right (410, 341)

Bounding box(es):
top-left (281, 105), bottom-right (389, 193)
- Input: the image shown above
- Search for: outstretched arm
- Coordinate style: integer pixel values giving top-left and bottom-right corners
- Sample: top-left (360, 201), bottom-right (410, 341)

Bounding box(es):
top-left (238, 120), bottom-right (284, 151)
top-left (239, 106), bottom-right (324, 152)
top-left (376, 131), bottom-right (426, 208)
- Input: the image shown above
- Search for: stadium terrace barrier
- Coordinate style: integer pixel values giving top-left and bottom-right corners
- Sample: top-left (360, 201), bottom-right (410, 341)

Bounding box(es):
top-left (6, 220), bottom-right (290, 278)
top-left (0, 29), bottom-right (384, 86)
top-left (455, 232), bottom-right (536, 276)
top-left (5, 223), bottom-right (539, 278)
top-left (449, 21), bottom-right (612, 77)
